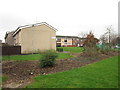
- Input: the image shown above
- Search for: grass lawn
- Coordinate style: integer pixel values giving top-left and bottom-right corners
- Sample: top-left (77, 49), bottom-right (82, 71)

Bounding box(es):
top-left (2, 53), bottom-right (73, 61)
top-left (2, 47), bottom-right (83, 60)
top-left (2, 76), bottom-right (8, 82)
top-left (0, 76), bottom-right (8, 85)
top-left (27, 56), bottom-right (118, 88)
top-left (57, 47), bottom-right (84, 53)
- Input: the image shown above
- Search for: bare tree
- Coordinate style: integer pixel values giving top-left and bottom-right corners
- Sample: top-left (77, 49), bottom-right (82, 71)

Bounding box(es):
top-left (106, 25), bottom-right (113, 43)
top-left (111, 35), bottom-right (120, 46)
top-left (100, 25), bottom-right (118, 45)
top-left (99, 34), bottom-right (108, 44)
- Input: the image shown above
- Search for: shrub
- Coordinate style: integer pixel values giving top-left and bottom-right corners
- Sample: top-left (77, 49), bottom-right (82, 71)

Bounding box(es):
top-left (56, 48), bottom-right (63, 52)
top-left (84, 47), bottom-right (100, 56)
top-left (83, 31), bottom-right (100, 56)
top-left (39, 50), bottom-right (58, 68)
top-left (99, 44), bottom-right (111, 54)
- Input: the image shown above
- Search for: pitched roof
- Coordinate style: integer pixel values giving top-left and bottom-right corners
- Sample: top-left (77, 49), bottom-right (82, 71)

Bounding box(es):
top-left (56, 35), bottom-right (86, 39)
top-left (13, 22), bottom-right (58, 37)
top-left (56, 35), bottom-right (78, 38)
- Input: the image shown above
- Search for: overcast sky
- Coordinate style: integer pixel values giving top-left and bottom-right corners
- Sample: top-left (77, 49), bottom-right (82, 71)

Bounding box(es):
top-left (0, 0), bottom-right (119, 42)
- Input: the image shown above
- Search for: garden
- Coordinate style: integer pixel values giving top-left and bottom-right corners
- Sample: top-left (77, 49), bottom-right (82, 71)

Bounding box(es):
top-left (2, 32), bottom-right (119, 88)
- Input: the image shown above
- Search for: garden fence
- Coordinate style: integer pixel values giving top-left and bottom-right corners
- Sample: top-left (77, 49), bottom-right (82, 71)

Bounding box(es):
top-left (1, 46), bottom-right (21, 55)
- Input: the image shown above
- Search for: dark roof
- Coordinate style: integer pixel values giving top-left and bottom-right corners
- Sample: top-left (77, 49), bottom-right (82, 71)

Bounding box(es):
top-left (56, 35), bottom-right (86, 39)
top-left (56, 35), bottom-right (78, 38)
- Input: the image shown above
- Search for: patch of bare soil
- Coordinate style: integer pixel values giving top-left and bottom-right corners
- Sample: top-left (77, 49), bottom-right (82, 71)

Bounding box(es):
top-left (2, 59), bottom-right (84, 88)
top-left (2, 51), bottom-right (118, 88)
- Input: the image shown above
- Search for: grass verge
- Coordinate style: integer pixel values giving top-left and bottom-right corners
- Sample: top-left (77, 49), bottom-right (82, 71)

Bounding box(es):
top-left (26, 56), bottom-right (118, 88)
top-left (57, 47), bottom-right (84, 53)
top-left (2, 53), bottom-right (73, 61)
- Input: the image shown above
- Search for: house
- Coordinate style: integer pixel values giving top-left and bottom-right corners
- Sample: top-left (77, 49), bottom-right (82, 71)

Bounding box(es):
top-left (5, 22), bottom-right (57, 54)
top-left (5, 31), bottom-right (14, 45)
top-left (56, 35), bottom-right (86, 47)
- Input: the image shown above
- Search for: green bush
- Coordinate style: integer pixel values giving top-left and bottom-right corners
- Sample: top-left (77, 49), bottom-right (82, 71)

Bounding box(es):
top-left (56, 48), bottom-right (63, 52)
top-left (98, 43), bottom-right (111, 54)
top-left (100, 45), bottom-right (111, 54)
top-left (84, 47), bottom-right (100, 56)
top-left (39, 50), bottom-right (58, 68)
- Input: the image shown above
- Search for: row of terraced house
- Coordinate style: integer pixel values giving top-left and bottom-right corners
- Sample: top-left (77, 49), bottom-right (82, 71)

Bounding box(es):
top-left (56, 35), bottom-right (86, 47)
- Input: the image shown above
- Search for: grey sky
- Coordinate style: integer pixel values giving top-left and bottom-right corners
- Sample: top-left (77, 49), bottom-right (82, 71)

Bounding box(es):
top-left (0, 0), bottom-right (118, 42)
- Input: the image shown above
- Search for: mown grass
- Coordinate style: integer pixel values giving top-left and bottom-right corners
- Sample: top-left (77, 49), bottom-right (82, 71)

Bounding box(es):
top-left (26, 56), bottom-right (118, 88)
top-left (57, 47), bottom-right (84, 53)
top-left (57, 53), bottom-right (73, 59)
top-left (0, 76), bottom-right (8, 84)
top-left (2, 47), bottom-right (83, 60)
top-left (2, 53), bottom-right (73, 61)
top-left (2, 76), bottom-right (8, 82)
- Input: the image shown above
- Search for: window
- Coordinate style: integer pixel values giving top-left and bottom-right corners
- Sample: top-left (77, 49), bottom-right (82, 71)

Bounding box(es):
top-left (64, 40), bottom-right (67, 42)
top-left (57, 38), bottom-right (61, 42)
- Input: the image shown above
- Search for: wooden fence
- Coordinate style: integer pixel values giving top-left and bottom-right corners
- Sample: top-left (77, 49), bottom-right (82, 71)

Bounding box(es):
top-left (1, 46), bottom-right (21, 55)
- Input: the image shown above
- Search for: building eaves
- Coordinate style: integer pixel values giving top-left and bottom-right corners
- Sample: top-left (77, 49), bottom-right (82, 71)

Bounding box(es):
top-left (12, 22), bottom-right (58, 37)
top-left (56, 35), bottom-right (79, 38)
